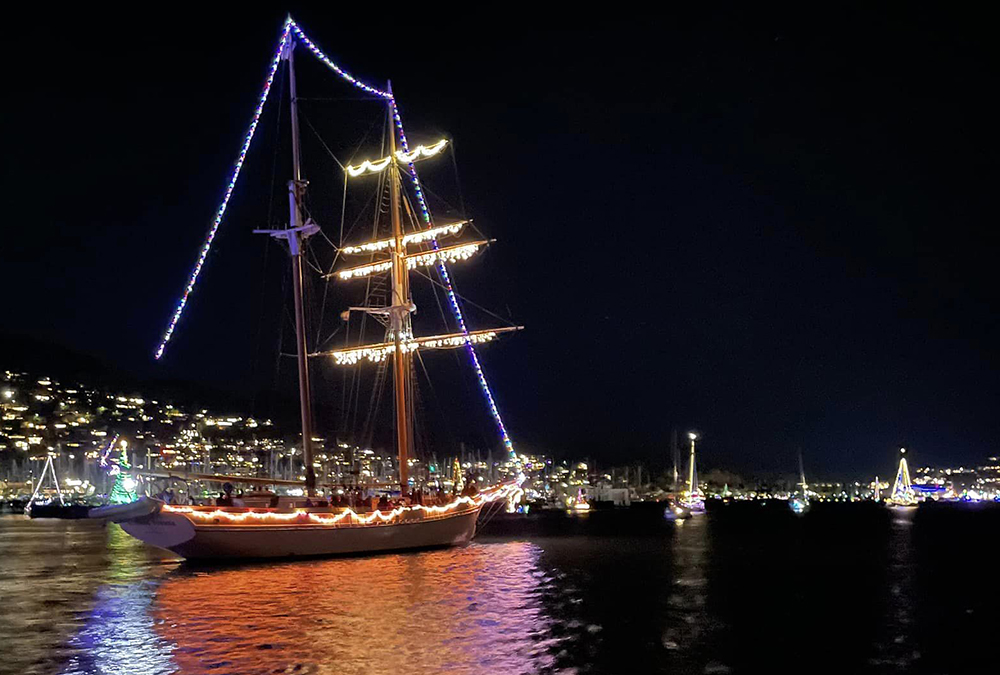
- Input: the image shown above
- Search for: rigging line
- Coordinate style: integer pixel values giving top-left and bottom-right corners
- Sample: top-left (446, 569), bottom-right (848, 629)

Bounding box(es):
top-left (294, 96), bottom-right (380, 102)
top-left (304, 249), bottom-right (326, 275)
top-left (448, 137), bottom-right (469, 218)
top-left (422, 253), bottom-right (484, 417)
top-left (314, 246), bottom-right (334, 347)
top-left (156, 19), bottom-right (292, 360)
top-left (316, 323), bottom-right (346, 352)
top-left (391, 103), bottom-right (516, 458)
top-left (249, 236), bottom-right (273, 418)
top-left (339, 167), bottom-right (348, 248)
top-left (300, 110), bottom-right (344, 171)
top-left (410, 267), bottom-right (520, 328)
top-left (265, 62), bottom-right (287, 228)
top-left (348, 162), bottom-right (387, 438)
top-left (408, 181), bottom-right (465, 225)
top-left (327, 188), bottom-right (379, 271)
top-left (273, 243), bottom-right (292, 399)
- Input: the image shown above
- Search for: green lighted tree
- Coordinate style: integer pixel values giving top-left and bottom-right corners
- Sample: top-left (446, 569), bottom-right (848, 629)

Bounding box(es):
top-left (106, 440), bottom-right (138, 505)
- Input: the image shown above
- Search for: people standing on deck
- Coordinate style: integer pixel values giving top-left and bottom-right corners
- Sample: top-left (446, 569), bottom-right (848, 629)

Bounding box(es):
top-left (461, 473), bottom-right (479, 497)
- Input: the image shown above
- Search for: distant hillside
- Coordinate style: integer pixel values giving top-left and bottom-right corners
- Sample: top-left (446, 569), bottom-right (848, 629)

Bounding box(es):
top-left (1, 333), bottom-right (258, 415)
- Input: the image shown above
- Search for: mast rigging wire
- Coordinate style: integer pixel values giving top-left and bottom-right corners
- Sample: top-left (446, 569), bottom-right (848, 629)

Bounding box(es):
top-left (154, 16), bottom-right (517, 465)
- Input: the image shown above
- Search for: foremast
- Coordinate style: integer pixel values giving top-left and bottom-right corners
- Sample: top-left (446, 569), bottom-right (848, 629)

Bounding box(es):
top-left (255, 39), bottom-right (318, 495)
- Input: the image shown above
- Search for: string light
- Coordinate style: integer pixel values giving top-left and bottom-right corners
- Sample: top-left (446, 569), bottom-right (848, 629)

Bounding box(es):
top-left (336, 241), bottom-right (487, 280)
top-left (338, 260), bottom-right (393, 280)
top-left (345, 140), bottom-right (449, 177)
top-left (154, 19), bottom-right (293, 360)
top-left (287, 21), bottom-right (392, 99)
top-left (324, 328), bottom-right (520, 365)
top-left (346, 156), bottom-right (392, 177)
top-left (406, 242), bottom-right (484, 267)
top-left (161, 482), bottom-right (519, 526)
top-left (396, 139), bottom-right (449, 163)
top-left (391, 101), bottom-right (517, 459)
top-left (340, 221), bottom-right (467, 255)
top-left (151, 16), bottom-right (518, 476)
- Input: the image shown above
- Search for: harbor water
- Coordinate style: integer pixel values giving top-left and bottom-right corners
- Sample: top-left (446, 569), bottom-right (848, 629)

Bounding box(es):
top-left (0, 503), bottom-right (997, 674)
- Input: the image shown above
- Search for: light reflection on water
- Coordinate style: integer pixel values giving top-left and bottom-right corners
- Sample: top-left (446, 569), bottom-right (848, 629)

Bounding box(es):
top-left (148, 540), bottom-right (561, 675)
top-left (0, 517), bottom-right (568, 675)
top-left (2, 505), bottom-right (999, 674)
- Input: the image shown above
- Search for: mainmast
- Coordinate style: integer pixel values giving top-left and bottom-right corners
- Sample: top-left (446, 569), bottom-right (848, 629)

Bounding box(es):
top-left (386, 82), bottom-right (413, 491)
top-left (321, 86), bottom-right (522, 491)
top-left (255, 39), bottom-right (319, 495)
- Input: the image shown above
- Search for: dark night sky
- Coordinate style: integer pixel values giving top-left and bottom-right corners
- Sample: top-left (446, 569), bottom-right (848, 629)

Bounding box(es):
top-left (3, 7), bottom-right (997, 479)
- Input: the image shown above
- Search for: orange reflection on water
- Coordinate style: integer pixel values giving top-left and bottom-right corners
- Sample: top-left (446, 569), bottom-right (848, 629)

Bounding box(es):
top-left (153, 541), bottom-right (557, 675)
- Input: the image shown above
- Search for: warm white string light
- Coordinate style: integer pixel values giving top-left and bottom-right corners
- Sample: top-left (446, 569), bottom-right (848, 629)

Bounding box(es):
top-left (395, 139), bottom-right (449, 163)
top-left (338, 260), bottom-right (393, 280)
top-left (345, 156), bottom-right (393, 177)
top-left (340, 222), bottom-right (468, 255)
top-left (326, 328), bottom-right (520, 365)
top-left (406, 242), bottom-right (483, 268)
top-left (345, 139), bottom-right (449, 177)
top-left (336, 242), bottom-right (486, 281)
top-left (161, 482), bottom-right (519, 526)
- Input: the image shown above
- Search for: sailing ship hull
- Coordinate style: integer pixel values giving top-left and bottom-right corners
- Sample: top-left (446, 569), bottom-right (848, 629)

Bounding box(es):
top-left (114, 502), bottom-right (482, 560)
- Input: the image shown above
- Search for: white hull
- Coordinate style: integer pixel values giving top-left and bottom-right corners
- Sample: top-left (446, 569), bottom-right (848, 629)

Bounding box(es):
top-left (97, 497), bottom-right (488, 560)
top-left (120, 506), bottom-right (481, 560)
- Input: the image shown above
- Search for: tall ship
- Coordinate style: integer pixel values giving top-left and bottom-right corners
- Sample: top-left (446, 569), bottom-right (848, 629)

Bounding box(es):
top-left (95, 17), bottom-right (521, 559)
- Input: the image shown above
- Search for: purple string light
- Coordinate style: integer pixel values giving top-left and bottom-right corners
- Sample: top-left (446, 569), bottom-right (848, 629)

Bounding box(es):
top-left (288, 22), bottom-right (393, 99)
top-left (155, 19), bottom-right (293, 359)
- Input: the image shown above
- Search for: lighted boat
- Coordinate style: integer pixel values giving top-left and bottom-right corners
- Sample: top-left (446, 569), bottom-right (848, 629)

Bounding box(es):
top-left (94, 486), bottom-right (514, 560)
top-left (886, 448), bottom-right (919, 508)
top-left (102, 16), bottom-right (523, 560)
top-left (678, 431), bottom-right (706, 514)
top-left (664, 497), bottom-right (692, 520)
top-left (788, 448), bottom-right (810, 515)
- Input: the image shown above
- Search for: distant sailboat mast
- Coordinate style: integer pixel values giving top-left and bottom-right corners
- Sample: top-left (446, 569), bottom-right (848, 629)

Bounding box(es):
top-left (687, 431), bottom-right (698, 496)
top-left (671, 428), bottom-right (679, 491)
top-left (798, 448), bottom-right (808, 495)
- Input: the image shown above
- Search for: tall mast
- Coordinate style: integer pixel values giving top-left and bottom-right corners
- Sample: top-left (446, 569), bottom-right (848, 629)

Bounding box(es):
top-left (798, 448), bottom-right (807, 493)
top-left (386, 82), bottom-right (412, 490)
top-left (256, 38), bottom-right (318, 495)
top-left (671, 427), bottom-right (679, 491)
top-left (687, 432), bottom-right (698, 495)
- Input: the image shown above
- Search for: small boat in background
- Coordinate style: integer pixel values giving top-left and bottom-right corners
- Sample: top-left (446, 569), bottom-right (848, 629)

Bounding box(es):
top-left (789, 448), bottom-right (811, 515)
top-left (23, 455), bottom-right (92, 518)
top-left (26, 500), bottom-right (92, 519)
top-left (678, 432), bottom-right (706, 514)
top-left (887, 448), bottom-right (919, 509)
top-left (664, 497), bottom-right (692, 520)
